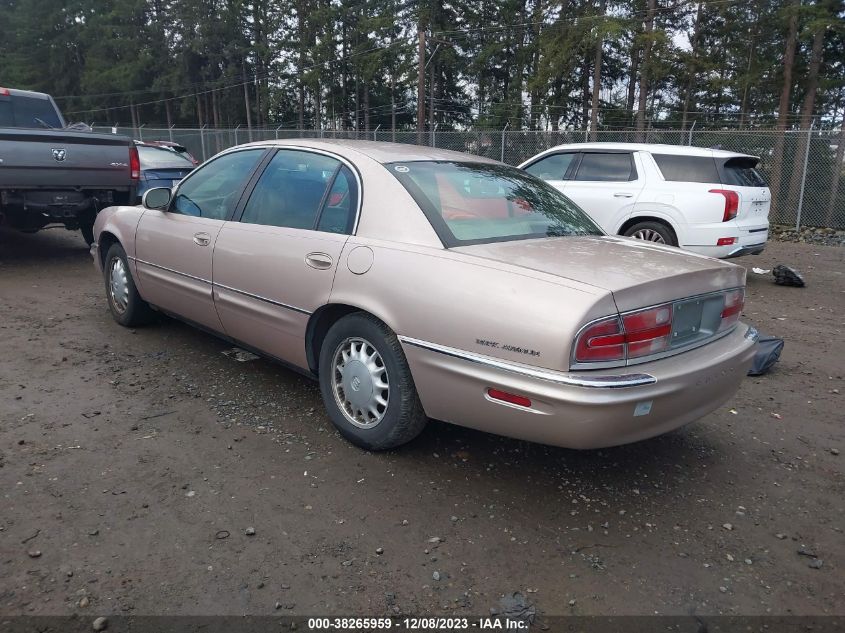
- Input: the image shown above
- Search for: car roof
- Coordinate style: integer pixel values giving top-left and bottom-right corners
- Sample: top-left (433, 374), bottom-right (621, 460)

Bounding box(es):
top-left (238, 138), bottom-right (501, 165)
top-left (532, 142), bottom-right (755, 159)
top-left (1, 87), bottom-right (53, 100)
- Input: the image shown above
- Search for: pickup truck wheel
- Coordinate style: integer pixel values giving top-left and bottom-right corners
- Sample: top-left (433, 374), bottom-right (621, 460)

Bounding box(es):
top-left (104, 243), bottom-right (153, 327)
top-left (80, 222), bottom-right (95, 247)
top-left (318, 312), bottom-right (427, 451)
top-left (623, 221), bottom-right (677, 246)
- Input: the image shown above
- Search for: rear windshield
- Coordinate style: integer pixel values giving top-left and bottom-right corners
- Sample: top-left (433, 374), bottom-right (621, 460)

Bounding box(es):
top-left (387, 161), bottom-right (602, 247)
top-left (720, 157), bottom-right (766, 187)
top-left (137, 145), bottom-right (195, 169)
top-left (0, 95), bottom-right (63, 128)
top-left (652, 154), bottom-right (719, 183)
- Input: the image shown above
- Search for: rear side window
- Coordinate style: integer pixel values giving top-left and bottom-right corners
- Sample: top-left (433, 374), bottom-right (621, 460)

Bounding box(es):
top-left (524, 152), bottom-right (576, 180)
top-left (720, 157), bottom-right (766, 187)
top-left (574, 153), bottom-right (636, 182)
top-left (0, 95), bottom-right (63, 128)
top-left (241, 149), bottom-right (356, 233)
top-left (652, 154), bottom-right (719, 183)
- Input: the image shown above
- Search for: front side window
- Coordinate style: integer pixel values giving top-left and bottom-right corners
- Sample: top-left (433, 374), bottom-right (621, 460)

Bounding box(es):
top-left (574, 152), bottom-right (636, 182)
top-left (523, 152), bottom-right (576, 181)
top-left (171, 149), bottom-right (264, 220)
top-left (388, 161), bottom-right (602, 247)
top-left (241, 150), bottom-right (349, 230)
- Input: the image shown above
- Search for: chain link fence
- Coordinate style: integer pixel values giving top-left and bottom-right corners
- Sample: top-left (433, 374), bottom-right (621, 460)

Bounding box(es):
top-left (96, 125), bottom-right (845, 229)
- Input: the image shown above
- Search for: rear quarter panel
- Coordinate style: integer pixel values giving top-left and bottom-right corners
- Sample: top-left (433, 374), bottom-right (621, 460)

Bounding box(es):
top-left (329, 238), bottom-right (617, 373)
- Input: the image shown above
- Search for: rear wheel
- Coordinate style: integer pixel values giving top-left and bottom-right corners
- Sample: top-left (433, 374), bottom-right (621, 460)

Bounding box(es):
top-left (318, 312), bottom-right (427, 450)
top-left (623, 221), bottom-right (677, 246)
top-left (104, 243), bottom-right (154, 327)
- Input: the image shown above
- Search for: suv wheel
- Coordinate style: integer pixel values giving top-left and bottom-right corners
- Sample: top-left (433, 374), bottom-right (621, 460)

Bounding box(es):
top-left (623, 221), bottom-right (677, 246)
top-left (318, 312), bottom-right (427, 450)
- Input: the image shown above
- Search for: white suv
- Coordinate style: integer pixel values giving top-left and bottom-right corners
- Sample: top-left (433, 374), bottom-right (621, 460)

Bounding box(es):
top-left (519, 143), bottom-right (770, 259)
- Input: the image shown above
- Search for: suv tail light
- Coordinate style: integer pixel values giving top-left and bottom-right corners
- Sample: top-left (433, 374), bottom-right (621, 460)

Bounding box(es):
top-left (574, 289), bottom-right (745, 366)
top-left (710, 189), bottom-right (739, 222)
top-left (129, 146), bottom-right (141, 180)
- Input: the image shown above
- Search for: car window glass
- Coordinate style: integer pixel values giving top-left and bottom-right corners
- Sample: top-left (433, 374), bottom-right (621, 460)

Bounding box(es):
top-left (316, 166), bottom-right (358, 234)
top-left (721, 157), bottom-right (767, 187)
top-left (8, 96), bottom-right (63, 128)
top-left (172, 149), bottom-right (264, 220)
top-left (574, 153), bottom-right (634, 182)
top-left (389, 161), bottom-right (602, 247)
top-left (652, 154), bottom-right (719, 183)
top-left (524, 153), bottom-right (575, 180)
top-left (137, 145), bottom-right (195, 169)
top-left (241, 150), bottom-right (340, 230)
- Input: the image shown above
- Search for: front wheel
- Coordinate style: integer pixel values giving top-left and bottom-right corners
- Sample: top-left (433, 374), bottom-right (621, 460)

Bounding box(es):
top-left (104, 243), bottom-right (154, 327)
top-left (318, 313), bottom-right (427, 450)
top-left (623, 221), bottom-right (677, 246)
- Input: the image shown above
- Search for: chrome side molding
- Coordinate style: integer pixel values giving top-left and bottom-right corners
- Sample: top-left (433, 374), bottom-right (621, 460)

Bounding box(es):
top-left (398, 336), bottom-right (657, 389)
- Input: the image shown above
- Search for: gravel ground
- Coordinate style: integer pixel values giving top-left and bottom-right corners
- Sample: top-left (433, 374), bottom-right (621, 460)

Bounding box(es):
top-left (0, 227), bottom-right (843, 619)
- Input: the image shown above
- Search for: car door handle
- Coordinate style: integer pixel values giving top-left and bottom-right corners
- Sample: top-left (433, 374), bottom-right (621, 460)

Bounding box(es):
top-left (193, 232), bottom-right (211, 246)
top-left (613, 192), bottom-right (634, 198)
top-left (305, 252), bottom-right (333, 270)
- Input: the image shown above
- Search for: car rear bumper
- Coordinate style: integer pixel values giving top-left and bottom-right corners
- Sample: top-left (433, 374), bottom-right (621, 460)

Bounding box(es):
top-left (401, 324), bottom-right (758, 449)
top-left (683, 224), bottom-right (769, 259)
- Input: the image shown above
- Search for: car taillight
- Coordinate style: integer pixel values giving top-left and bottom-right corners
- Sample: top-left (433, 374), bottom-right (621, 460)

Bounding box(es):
top-left (719, 288), bottom-right (744, 332)
top-left (710, 189), bottom-right (739, 222)
top-left (0, 87), bottom-right (10, 96)
top-left (129, 146), bottom-right (140, 180)
top-left (574, 304), bottom-right (673, 363)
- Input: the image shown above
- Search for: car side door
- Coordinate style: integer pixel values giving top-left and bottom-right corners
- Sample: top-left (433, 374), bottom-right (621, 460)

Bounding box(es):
top-left (133, 148), bottom-right (267, 332)
top-left (563, 151), bottom-right (645, 232)
top-left (212, 148), bottom-right (359, 370)
top-left (521, 151), bottom-right (578, 193)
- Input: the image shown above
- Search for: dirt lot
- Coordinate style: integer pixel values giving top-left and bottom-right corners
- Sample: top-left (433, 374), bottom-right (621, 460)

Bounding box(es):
top-left (1, 227), bottom-right (843, 620)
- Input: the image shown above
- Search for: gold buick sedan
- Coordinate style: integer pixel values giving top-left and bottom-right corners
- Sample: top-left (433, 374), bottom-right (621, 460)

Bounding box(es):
top-left (91, 140), bottom-right (758, 450)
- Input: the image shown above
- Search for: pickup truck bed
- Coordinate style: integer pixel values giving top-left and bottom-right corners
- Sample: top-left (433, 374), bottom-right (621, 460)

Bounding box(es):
top-left (0, 87), bottom-right (136, 245)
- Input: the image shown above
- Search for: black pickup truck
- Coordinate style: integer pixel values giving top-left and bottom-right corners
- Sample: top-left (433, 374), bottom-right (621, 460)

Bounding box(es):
top-left (0, 87), bottom-right (137, 245)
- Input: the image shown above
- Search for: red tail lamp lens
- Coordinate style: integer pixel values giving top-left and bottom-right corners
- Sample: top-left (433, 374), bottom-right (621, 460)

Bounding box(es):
top-left (129, 146), bottom-right (141, 180)
top-left (710, 189), bottom-right (739, 222)
top-left (719, 288), bottom-right (744, 331)
top-left (574, 305), bottom-right (673, 363)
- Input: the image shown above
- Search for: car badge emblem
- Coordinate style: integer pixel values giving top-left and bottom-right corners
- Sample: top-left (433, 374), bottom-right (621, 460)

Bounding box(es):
top-left (351, 376), bottom-right (361, 391)
top-left (51, 148), bottom-right (67, 162)
top-left (393, 165), bottom-right (409, 173)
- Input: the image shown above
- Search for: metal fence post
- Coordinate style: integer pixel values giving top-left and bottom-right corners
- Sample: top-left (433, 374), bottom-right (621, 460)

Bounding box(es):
top-left (374, 124), bottom-right (381, 141)
top-left (168, 125), bottom-right (174, 142)
top-left (199, 125), bottom-right (207, 162)
top-left (688, 120), bottom-right (696, 146)
top-left (138, 123), bottom-right (145, 141)
top-left (501, 122), bottom-right (509, 163)
top-left (795, 121), bottom-right (814, 230)
top-left (234, 124), bottom-right (240, 146)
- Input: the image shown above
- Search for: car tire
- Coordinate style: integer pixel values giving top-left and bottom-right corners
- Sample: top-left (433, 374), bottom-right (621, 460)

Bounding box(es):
top-left (80, 222), bottom-right (95, 247)
top-left (104, 243), bottom-right (154, 327)
top-left (318, 312), bottom-right (427, 451)
top-left (623, 221), bottom-right (677, 246)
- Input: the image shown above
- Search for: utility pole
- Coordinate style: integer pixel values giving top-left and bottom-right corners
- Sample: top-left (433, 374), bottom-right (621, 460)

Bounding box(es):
top-left (417, 26), bottom-right (426, 145)
top-left (243, 61), bottom-right (253, 141)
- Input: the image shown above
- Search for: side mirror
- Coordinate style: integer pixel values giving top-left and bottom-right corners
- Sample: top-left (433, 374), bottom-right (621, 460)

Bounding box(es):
top-left (142, 187), bottom-right (172, 210)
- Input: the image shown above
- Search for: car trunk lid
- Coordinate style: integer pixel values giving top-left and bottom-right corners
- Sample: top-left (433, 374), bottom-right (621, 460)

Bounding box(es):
top-left (452, 235), bottom-right (746, 313)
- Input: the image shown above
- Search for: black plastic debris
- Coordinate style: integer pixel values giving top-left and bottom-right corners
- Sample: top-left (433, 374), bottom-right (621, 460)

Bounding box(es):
top-left (748, 336), bottom-right (785, 376)
top-left (773, 265), bottom-right (805, 287)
